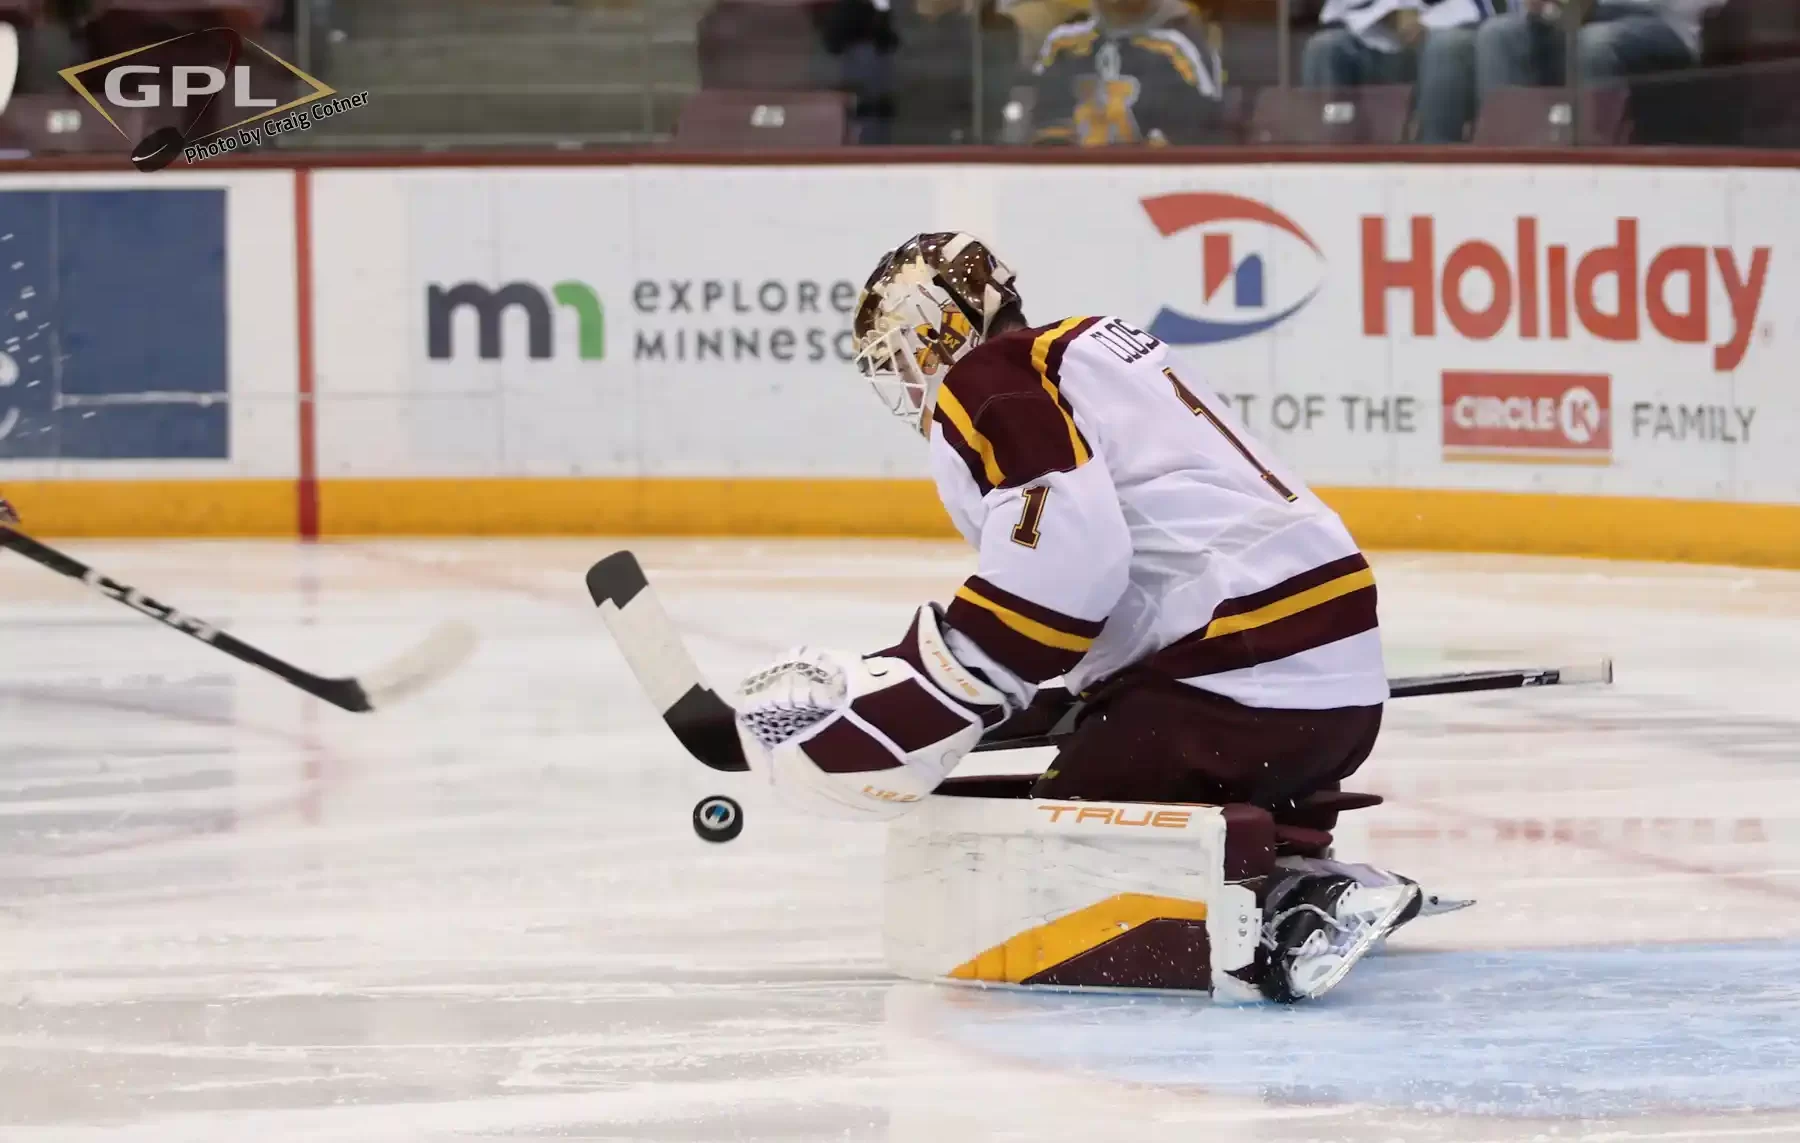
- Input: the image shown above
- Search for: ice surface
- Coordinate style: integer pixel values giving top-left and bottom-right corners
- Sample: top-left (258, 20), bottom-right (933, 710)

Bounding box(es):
top-left (2, 539), bottom-right (1797, 1142)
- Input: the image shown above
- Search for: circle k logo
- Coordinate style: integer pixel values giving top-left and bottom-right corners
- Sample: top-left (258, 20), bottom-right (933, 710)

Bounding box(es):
top-left (1141, 192), bottom-right (1326, 346)
top-left (1560, 386), bottom-right (1603, 445)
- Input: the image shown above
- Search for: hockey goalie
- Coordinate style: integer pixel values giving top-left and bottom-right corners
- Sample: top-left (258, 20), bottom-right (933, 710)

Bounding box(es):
top-left (734, 233), bottom-right (1461, 1003)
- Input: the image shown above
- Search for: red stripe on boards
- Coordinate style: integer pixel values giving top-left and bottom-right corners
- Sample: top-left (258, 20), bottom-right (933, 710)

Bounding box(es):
top-left (295, 167), bottom-right (319, 540)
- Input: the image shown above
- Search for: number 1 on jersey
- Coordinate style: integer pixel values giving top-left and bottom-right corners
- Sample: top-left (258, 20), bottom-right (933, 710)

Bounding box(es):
top-left (1011, 485), bottom-right (1050, 548)
top-left (1165, 368), bottom-right (1297, 503)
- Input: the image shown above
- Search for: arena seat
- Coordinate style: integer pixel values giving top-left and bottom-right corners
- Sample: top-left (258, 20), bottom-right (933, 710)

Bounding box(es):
top-left (1471, 85), bottom-right (1631, 146)
top-left (0, 1), bottom-right (46, 25)
top-left (1247, 85), bottom-right (1412, 145)
top-left (697, 0), bottom-right (827, 92)
top-left (0, 94), bottom-right (143, 154)
top-left (1740, 60), bottom-right (1800, 146)
top-left (673, 89), bottom-right (851, 148)
top-left (82, 0), bottom-right (276, 59)
top-left (84, 0), bottom-right (275, 17)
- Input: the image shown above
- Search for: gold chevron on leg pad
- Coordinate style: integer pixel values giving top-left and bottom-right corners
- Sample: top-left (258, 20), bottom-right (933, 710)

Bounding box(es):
top-left (947, 893), bottom-right (1211, 985)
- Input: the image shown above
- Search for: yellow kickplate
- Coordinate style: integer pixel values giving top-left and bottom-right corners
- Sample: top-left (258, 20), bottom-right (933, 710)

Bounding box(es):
top-left (949, 892), bottom-right (1209, 984)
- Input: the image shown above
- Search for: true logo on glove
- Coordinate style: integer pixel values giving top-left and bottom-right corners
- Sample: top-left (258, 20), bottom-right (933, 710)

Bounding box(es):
top-left (862, 785), bottom-right (922, 804)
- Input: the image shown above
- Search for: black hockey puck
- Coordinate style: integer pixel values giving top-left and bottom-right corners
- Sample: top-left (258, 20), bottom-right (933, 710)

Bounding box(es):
top-left (692, 795), bottom-right (743, 843)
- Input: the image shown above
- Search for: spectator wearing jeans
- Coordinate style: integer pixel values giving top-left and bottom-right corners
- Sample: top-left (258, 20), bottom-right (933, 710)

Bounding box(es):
top-left (1474, 0), bottom-right (1726, 95)
top-left (1303, 0), bottom-right (1499, 142)
top-left (1030, 0), bottom-right (1226, 145)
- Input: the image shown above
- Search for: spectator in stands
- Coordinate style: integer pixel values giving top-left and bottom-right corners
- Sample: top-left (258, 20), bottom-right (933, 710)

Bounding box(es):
top-left (1303, 0), bottom-right (1498, 142)
top-left (817, 0), bottom-right (899, 143)
top-left (1029, 0), bottom-right (1227, 144)
top-left (896, 0), bottom-right (1025, 143)
top-left (1474, 0), bottom-right (1726, 95)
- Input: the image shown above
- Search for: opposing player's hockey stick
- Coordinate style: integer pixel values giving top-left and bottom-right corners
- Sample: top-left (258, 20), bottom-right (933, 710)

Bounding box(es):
top-left (586, 550), bottom-right (1614, 773)
top-left (0, 527), bottom-right (477, 713)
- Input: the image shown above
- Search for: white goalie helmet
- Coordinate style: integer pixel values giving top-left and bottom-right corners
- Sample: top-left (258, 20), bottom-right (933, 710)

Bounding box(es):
top-left (852, 232), bottom-right (1022, 434)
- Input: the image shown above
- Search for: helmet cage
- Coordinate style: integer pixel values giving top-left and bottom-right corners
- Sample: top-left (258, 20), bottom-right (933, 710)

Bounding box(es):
top-left (852, 233), bottom-right (1019, 430)
top-left (855, 286), bottom-right (976, 423)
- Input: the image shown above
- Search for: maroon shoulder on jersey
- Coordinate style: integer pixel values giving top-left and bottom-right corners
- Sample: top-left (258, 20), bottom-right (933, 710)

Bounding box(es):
top-left (933, 317), bottom-right (1100, 494)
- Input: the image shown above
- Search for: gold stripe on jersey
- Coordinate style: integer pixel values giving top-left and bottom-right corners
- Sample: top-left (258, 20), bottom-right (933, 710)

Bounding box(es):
top-left (1200, 565), bottom-right (1377, 641)
top-left (1037, 23), bottom-right (1100, 70)
top-left (954, 584), bottom-right (1097, 653)
top-left (1029, 317), bottom-right (1095, 468)
top-left (934, 384), bottom-right (1005, 489)
top-left (1130, 34), bottom-right (1200, 88)
top-left (1142, 555), bottom-right (1379, 681)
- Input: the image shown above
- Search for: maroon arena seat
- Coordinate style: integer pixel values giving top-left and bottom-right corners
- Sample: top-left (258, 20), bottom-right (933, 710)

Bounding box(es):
top-left (82, 0), bottom-right (276, 56)
top-left (697, 0), bottom-right (825, 91)
top-left (1248, 85), bottom-right (1413, 145)
top-left (1471, 85), bottom-right (1631, 146)
top-left (674, 89), bottom-right (851, 148)
top-left (83, 0), bottom-right (276, 17)
top-left (0, 94), bottom-right (145, 154)
top-left (1741, 61), bottom-right (1800, 146)
top-left (0, 1), bottom-right (47, 25)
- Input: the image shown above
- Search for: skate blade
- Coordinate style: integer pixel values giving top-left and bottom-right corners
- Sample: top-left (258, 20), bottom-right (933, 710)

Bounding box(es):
top-left (1296, 883), bottom-right (1422, 1001)
top-left (1418, 894), bottom-right (1476, 917)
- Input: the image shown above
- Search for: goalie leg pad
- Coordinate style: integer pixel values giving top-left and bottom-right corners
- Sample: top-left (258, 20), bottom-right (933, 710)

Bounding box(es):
top-left (884, 794), bottom-right (1276, 994)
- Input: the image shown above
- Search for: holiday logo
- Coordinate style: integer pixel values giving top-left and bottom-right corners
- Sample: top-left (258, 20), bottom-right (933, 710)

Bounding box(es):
top-left (1363, 218), bottom-right (1769, 373)
top-left (1141, 193), bottom-right (1326, 346)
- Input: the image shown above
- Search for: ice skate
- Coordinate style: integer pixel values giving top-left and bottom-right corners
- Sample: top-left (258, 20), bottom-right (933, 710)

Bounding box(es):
top-left (1260, 874), bottom-right (1421, 1003)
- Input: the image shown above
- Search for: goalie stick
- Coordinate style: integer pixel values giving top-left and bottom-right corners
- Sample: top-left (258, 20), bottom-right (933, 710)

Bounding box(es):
top-left (586, 550), bottom-right (1614, 774)
top-left (0, 527), bottom-right (476, 714)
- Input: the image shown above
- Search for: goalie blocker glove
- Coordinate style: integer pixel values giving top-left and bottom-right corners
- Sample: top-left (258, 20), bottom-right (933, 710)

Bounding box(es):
top-left (735, 605), bottom-right (1012, 820)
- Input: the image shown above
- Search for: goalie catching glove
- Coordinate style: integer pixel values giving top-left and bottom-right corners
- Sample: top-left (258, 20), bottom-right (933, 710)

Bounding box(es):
top-left (735, 605), bottom-right (1013, 820)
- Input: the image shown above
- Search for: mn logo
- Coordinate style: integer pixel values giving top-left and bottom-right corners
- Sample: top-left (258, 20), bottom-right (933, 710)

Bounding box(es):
top-left (59, 28), bottom-right (336, 171)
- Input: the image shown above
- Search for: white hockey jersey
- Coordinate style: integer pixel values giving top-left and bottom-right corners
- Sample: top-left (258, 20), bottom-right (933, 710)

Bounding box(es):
top-left (929, 315), bottom-right (1386, 711)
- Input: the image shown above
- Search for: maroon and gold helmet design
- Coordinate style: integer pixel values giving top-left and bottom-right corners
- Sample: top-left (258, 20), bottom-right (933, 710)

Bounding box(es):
top-left (852, 233), bottom-right (1022, 433)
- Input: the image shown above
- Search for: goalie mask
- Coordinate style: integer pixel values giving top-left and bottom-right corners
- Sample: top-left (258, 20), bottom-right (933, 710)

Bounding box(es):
top-left (852, 233), bottom-right (1021, 434)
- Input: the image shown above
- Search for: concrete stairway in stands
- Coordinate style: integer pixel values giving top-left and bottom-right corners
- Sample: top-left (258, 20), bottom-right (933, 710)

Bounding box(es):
top-left (290, 0), bottom-right (713, 149)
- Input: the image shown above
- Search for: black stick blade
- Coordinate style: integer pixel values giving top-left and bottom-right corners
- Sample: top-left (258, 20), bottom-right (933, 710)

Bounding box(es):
top-left (667, 685), bottom-right (751, 773)
top-left (586, 550), bottom-right (649, 609)
top-left (587, 552), bottom-right (750, 773)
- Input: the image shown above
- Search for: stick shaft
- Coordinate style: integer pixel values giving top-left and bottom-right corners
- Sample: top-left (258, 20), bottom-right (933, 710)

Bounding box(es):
top-left (973, 660), bottom-right (1612, 754)
top-left (0, 527), bottom-right (370, 711)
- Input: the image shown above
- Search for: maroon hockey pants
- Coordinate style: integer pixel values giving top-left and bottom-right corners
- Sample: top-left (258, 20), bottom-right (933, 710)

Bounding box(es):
top-left (1030, 677), bottom-right (1383, 812)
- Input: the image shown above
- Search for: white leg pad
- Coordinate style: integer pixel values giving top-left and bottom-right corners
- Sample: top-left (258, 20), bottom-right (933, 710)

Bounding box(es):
top-left (883, 792), bottom-right (1262, 993)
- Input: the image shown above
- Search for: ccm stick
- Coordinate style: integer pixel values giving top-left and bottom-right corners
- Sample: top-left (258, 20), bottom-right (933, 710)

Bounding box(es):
top-left (587, 550), bottom-right (1614, 773)
top-left (1, 527), bottom-right (477, 713)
